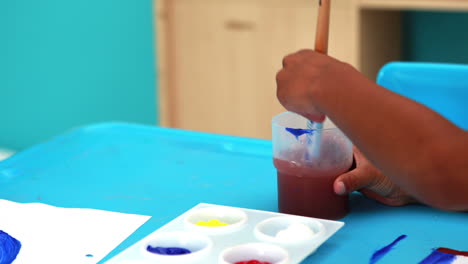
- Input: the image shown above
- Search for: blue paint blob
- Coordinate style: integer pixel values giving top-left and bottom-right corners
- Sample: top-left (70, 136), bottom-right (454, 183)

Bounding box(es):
top-left (146, 246), bottom-right (191, 255)
top-left (419, 250), bottom-right (457, 264)
top-left (285, 128), bottom-right (313, 139)
top-left (0, 230), bottom-right (22, 264)
top-left (369, 235), bottom-right (407, 264)
top-left (85, 254), bottom-right (94, 257)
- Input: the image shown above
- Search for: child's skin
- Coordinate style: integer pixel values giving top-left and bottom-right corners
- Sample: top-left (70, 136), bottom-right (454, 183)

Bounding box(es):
top-left (276, 50), bottom-right (468, 211)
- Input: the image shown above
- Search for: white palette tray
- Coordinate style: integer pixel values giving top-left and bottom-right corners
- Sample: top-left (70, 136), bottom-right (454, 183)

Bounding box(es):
top-left (106, 203), bottom-right (344, 264)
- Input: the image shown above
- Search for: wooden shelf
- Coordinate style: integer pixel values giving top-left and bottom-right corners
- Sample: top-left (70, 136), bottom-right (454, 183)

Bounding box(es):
top-left (359, 0), bottom-right (468, 11)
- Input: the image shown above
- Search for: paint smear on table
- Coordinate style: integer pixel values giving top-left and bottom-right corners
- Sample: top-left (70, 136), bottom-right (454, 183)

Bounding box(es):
top-left (0, 231), bottom-right (21, 264)
top-left (437, 248), bottom-right (468, 258)
top-left (419, 248), bottom-right (468, 264)
top-left (369, 235), bottom-right (407, 264)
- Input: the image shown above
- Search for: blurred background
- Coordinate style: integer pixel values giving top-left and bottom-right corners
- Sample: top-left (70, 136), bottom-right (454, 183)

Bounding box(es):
top-left (1, 0), bottom-right (468, 157)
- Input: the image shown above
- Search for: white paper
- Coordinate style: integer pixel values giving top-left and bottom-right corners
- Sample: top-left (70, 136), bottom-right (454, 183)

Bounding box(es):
top-left (455, 256), bottom-right (468, 264)
top-left (0, 199), bottom-right (151, 264)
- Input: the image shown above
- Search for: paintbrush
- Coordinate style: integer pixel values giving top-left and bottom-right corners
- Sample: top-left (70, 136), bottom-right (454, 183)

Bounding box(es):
top-left (308, 0), bottom-right (331, 159)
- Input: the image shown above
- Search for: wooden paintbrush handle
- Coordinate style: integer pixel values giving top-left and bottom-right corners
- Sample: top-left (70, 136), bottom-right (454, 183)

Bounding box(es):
top-left (315, 0), bottom-right (331, 55)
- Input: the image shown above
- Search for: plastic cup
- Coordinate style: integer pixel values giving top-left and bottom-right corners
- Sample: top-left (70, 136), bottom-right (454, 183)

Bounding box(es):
top-left (272, 112), bottom-right (353, 220)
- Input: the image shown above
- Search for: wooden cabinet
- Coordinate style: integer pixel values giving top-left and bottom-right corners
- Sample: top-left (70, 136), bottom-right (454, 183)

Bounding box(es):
top-left (156, 0), bottom-right (354, 139)
top-left (155, 0), bottom-right (468, 139)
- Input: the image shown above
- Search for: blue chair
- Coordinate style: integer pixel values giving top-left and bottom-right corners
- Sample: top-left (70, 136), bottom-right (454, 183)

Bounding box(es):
top-left (377, 62), bottom-right (468, 130)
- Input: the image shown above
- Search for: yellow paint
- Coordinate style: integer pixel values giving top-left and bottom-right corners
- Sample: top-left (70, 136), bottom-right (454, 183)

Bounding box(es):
top-left (196, 219), bottom-right (228, 227)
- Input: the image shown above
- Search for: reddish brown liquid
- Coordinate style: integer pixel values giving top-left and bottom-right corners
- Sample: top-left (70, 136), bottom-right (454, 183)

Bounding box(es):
top-left (274, 158), bottom-right (349, 220)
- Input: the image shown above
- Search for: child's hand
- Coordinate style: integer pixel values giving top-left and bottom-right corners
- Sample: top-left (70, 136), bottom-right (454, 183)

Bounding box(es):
top-left (334, 147), bottom-right (417, 206)
top-left (276, 49), bottom-right (347, 123)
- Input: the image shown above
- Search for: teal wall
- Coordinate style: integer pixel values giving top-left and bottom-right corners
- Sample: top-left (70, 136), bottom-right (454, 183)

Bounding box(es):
top-left (0, 0), bottom-right (157, 150)
top-left (403, 11), bottom-right (468, 64)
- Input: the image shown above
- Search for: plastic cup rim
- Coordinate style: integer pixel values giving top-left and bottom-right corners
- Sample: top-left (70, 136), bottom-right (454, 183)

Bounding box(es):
top-left (272, 112), bottom-right (338, 132)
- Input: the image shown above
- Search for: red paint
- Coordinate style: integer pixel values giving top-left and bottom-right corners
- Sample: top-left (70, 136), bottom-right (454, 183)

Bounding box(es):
top-left (234, 260), bottom-right (272, 264)
top-left (274, 158), bottom-right (349, 220)
top-left (437, 247), bottom-right (468, 257)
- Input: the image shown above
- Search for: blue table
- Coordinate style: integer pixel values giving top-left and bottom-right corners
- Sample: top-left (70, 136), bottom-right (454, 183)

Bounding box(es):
top-left (0, 123), bottom-right (467, 263)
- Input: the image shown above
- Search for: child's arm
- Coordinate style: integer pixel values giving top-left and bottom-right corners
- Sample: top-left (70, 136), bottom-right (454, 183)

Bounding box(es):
top-left (277, 50), bottom-right (468, 211)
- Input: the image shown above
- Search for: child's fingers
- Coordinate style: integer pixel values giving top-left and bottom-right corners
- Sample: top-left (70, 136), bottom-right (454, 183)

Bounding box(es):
top-left (334, 168), bottom-right (374, 195)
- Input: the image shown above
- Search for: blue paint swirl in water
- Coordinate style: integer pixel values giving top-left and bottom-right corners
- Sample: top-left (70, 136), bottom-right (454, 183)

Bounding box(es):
top-left (369, 235), bottom-right (407, 264)
top-left (419, 250), bottom-right (457, 264)
top-left (0, 230), bottom-right (21, 264)
top-left (285, 128), bottom-right (313, 139)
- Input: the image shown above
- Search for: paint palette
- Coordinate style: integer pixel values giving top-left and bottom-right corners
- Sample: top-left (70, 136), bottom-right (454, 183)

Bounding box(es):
top-left (106, 203), bottom-right (344, 264)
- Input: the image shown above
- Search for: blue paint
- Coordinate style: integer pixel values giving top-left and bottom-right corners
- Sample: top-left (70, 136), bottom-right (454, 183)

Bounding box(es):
top-left (369, 235), bottom-right (407, 264)
top-left (285, 128), bottom-right (313, 139)
top-left (86, 254), bottom-right (94, 257)
top-left (0, 231), bottom-right (21, 264)
top-left (146, 246), bottom-right (191, 255)
top-left (419, 250), bottom-right (457, 264)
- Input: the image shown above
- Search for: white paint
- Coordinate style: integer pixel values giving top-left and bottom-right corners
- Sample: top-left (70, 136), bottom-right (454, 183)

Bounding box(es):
top-left (275, 223), bottom-right (316, 242)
